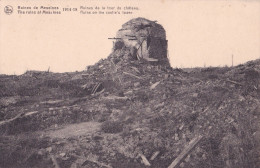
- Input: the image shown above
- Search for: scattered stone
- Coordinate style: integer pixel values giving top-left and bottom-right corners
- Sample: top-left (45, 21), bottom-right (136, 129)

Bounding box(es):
top-left (134, 82), bottom-right (141, 87)
top-left (46, 147), bottom-right (52, 153)
top-left (174, 133), bottom-right (179, 141)
top-left (192, 93), bottom-right (198, 97)
top-left (59, 153), bottom-right (66, 157)
top-left (184, 155), bottom-right (191, 162)
top-left (179, 124), bottom-right (184, 130)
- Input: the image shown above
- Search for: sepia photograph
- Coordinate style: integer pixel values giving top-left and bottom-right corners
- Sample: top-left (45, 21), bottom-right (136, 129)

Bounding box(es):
top-left (0, 0), bottom-right (260, 167)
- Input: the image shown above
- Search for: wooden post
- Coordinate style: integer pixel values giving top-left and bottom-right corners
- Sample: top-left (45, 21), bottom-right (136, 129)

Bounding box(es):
top-left (168, 135), bottom-right (203, 168)
top-left (150, 151), bottom-right (160, 161)
top-left (139, 154), bottom-right (151, 166)
top-left (232, 54), bottom-right (233, 67)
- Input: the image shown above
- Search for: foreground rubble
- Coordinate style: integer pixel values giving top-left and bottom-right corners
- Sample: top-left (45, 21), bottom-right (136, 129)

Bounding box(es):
top-left (0, 54), bottom-right (260, 167)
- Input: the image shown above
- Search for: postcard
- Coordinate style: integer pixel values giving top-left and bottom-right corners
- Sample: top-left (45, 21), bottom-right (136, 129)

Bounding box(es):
top-left (0, 0), bottom-right (259, 168)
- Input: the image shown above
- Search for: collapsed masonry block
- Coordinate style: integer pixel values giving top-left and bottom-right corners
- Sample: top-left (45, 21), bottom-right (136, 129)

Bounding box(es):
top-left (114, 17), bottom-right (169, 66)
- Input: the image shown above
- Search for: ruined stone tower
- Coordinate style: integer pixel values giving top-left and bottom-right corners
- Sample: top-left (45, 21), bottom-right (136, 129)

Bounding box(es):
top-left (113, 17), bottom-right (169, 66)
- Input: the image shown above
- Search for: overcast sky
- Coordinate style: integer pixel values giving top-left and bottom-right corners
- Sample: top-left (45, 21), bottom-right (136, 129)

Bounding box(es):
top-left (0, 0), bottom-right (260, 75)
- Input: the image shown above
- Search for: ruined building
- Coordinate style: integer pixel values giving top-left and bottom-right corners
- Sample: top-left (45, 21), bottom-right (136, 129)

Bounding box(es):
top-left (111, 17), bottom-right (169, 66)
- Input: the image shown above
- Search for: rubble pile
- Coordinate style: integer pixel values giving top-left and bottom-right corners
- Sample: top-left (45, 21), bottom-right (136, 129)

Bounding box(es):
top-left (0, 18), bottom-right (260, 168)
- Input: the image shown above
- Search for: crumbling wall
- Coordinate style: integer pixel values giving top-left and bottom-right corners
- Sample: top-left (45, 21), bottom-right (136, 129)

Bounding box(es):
top-left (114, 17), bottom-right (169, 66)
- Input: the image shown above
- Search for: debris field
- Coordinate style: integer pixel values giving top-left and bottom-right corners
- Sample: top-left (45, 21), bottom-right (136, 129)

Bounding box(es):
top-left (0, 17), bottom-right (260, 168)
